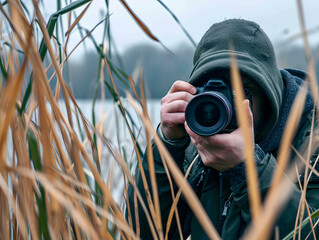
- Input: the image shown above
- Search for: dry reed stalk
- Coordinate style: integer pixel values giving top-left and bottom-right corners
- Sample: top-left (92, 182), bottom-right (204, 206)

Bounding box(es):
top-left (15, 167), bottom-right (101, 240)
top-left (164, 154), bottom-right (199, 240)
top-left (100, 46), bottom-right (112, 232)
top-left (32, 4), bottom-right (106, 236)
top-left (127, 69), bottom-right (183, 239)
top-left (297, 172), bottom-right (317, 239)
top-left (296, 0), bottom-right (318, 112)
top-left (2, 1), bottom-right (131, 238)
top-left (0, 44), bottom-right (28, 240)
top-left (65, 1), bottom-right (93, 37)
top-left (48, 100), bottom-right (131, 240)
top-left (63, 89), bottom-right (135, 239)
top-left (99, 45), bottom-right (108, 168)
top-left (294, 107), bottom-right (317, 240)
top-left (0, 173), bottom-right (28, 239)
top-left (127, 95), bottom-right (221, 240)
top-left (64, 122), bottom-right (131, 239)
top-left (270, 81), bottom-right (308, 189)
top-left (31, 13), bottom-right (100, 230)
top-left (243, 82), bottom-right (309, 240)
top-left (5, 2), bottom-right (67, 236)
top-left (11, 118), bottom-right (39, 240)
top-left (84, 110), bottom-right (160, 238)
top-left (119, 0), bottom-right (159, 42)
top-left (293, 146), bottom-right (319, 178)
top-left (102, 56), bottom-right (161, 238)
top-left (140, 69), bottom-right (164, 240)
top-left (230, 51), bottom-right (261, 220)
top-left (47, 169), bottom-right (136, 239)
top-left (295, 1), bottom-right (319, 239)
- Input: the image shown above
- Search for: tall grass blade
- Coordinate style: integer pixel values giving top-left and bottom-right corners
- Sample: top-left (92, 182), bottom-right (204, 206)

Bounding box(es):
top-left (140, 71), bottom-right (164, 239)
top-left (27, 130), bottom-right (51, 239)
top-left (0, 173), bottom-right (28, 239)
top-left (19, 0), bottom-right (93, 117)
top-left (0, 58), bottom-right (8, 80)
top-left (156, 0), bottom-right (196, 47)
top-left (296, 0), bottom-right (318, 110)
top-left (271, 82), bottom-right (308, 189)
top-left (64, 0), bottom-right (92, 37)
top-left (243, 82), bottom-right (309, 240)
top-left (283, 209), bottom-right (319, 240)
top-left (230, 51), bottom-right (261, 220)
top-left (119, 0), bottom-right (159, 42)
top-left (294, 2), bottom-right (318, 239)
top-left (38, 0), bottom-right (91, 60)
top-left (103, 57), bottom-right (162, 237)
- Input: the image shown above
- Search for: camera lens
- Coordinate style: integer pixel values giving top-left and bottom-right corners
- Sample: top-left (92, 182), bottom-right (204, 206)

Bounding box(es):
top-left (195, 102), bottom-right (220, 127)
top-left (185, 91), bottom-right (233, 136)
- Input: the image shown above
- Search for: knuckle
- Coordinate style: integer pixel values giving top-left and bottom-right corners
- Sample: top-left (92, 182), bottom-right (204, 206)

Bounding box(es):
top-left (175, 80), bottom-right (184, 85)
top-left (161, 95), bottom-right (168, 105)
top-left (160, 109), bottom-right (169, 119)
top-left (177, 100), bottom-right (187, 112)
top-left (181, 92), bottom-right (188, 100)
top-left (201, 157), bottom-right (212, 167)
top-left (160, 108), bottom-right (168, 120)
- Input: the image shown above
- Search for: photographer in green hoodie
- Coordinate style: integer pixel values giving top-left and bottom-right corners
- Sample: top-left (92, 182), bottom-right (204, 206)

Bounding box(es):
top-left (127, 19), bottom-right (319, 239)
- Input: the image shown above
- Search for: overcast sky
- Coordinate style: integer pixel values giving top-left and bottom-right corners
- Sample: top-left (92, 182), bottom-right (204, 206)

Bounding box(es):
top-left (38, 0), bottom-right (319, 57)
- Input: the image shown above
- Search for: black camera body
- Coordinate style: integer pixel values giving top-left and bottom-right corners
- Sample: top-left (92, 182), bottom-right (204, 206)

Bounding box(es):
top-left (185, 79), bottom-right (238, 136)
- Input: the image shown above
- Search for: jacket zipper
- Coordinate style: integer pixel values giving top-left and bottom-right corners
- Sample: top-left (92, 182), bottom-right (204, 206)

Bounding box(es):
top-left (218, 192), bottom-right (234, 234)
top-left (222, 193), bottom-right (234, 217)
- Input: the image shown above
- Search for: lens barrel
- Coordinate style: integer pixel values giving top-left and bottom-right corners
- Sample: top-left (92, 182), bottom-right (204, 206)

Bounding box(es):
top-left (185, 92), bottom-right (233, 136)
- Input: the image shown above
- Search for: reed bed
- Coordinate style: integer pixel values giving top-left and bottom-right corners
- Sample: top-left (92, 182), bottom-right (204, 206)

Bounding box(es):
top-left (0, 0), bottom-right (318, 239)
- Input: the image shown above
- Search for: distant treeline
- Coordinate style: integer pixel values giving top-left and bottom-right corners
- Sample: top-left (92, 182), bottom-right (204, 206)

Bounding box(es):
top-left (58, 43), bottom-right (319, 99)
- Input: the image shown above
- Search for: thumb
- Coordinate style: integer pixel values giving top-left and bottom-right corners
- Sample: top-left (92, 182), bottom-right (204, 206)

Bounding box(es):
top-left (244, 99), bottom-right (254, 129)
top-left (233, 99), bottom-right (254, 136)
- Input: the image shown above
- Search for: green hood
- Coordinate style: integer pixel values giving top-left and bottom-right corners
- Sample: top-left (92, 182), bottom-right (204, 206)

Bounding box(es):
top-left (189, 19), bottom-right (283, 140)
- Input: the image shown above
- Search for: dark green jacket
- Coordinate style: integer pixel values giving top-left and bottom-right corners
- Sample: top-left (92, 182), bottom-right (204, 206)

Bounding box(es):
top-left (127, 69), bottom-right (319, 239)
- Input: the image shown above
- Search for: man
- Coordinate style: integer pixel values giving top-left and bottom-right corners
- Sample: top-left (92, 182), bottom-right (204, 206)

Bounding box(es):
top-left (127, 19), bottom-right (319, 239)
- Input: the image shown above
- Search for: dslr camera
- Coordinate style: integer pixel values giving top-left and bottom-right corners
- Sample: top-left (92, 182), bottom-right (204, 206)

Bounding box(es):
top-left (185, 79), bottom-right (252, 136)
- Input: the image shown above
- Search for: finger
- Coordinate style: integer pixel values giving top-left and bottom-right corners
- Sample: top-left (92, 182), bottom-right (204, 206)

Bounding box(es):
top-left (244, 99), bottom-right (254, 129)
top-left (168, 80), bottom-right (196, 94)
top-left (162, 100), bottom-right (188, 113)
top-left (184, 122), bottom-right (204, 145)
top-left (161, 112), bottom-right (186, 125)
top-left (202, 133), bottom-right (232, 148)
top-left (224, 99), bottom-right (254, 145)
top-left (161, 92), bottom-right (194, 105)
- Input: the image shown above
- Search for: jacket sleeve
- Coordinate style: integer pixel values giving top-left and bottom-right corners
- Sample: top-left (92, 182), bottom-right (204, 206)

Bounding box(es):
top-left (225, 127), bottom-right (319, 239)
top-left (126, 126), bottom-right (191, 239)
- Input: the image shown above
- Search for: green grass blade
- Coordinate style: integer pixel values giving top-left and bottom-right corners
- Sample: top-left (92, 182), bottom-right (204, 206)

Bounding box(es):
top-left (156, 0), bottom-right (196, 47)
top-left (38, 0), bottom-right (92, 60)
top-left (282, 209), bottom-right (319, 240)
top-left (27, 130), bottom-right (51, 240)
top-left (19, 0), bottom-right (31, 20)
top-left (79, 26), bottom-right (130, 86)
top-left (94, 181), bottom-right (103, 207)
top-left (20, 0), bottom-right (91, 115)
top-left (3, 42), bottom-right (26, 55)
top-left (19, 76), bottom-right (32, 115)
top-left (0, 58), bottom-right (8, 80)
top-left (91, 45), bottom-right (103, 172)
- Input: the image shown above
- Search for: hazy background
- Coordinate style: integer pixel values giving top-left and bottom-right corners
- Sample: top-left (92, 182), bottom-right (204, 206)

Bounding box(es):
top-left (37, 0), bottom-right (319, 99)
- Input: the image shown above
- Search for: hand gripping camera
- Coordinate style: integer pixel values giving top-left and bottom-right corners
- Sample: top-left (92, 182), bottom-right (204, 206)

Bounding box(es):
top-left (185, 79), bottom-right (252, 136)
